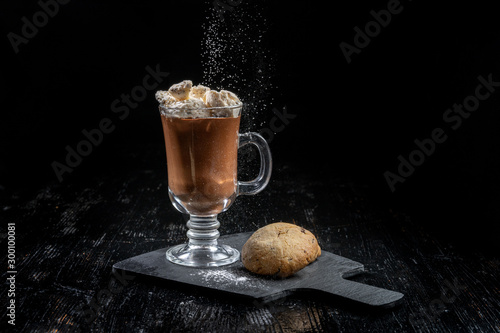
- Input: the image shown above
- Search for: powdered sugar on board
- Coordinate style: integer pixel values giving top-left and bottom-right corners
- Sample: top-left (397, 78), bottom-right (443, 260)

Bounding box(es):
top-left (190, 267), bottom-right (270, 290)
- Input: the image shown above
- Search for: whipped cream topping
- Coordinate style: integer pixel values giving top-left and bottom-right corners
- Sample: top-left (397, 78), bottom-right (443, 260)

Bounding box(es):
top-left (156, 80), bottom-right (242, 118)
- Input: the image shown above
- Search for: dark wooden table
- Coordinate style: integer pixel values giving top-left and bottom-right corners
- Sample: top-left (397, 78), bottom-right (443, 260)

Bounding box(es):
top-left (2, 143), bottom-right (499, 332)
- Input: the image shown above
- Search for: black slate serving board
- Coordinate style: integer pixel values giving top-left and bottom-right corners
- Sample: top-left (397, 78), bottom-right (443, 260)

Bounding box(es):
top-left (113, 232), bottom-right (404, 308)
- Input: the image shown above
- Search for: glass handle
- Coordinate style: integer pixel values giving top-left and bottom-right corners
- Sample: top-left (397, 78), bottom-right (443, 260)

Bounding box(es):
top-left (237, 132), bottom-right (272, 196)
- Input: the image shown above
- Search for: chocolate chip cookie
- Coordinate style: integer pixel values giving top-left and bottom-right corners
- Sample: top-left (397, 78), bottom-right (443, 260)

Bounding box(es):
top-left (241, 222), bottom-right (321, 278)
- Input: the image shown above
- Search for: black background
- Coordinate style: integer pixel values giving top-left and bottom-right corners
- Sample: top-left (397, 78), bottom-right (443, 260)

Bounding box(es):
top-left (1, 0), bottom-right (499, 252)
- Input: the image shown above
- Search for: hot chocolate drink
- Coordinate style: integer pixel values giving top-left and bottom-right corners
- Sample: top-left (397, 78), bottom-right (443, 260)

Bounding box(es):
top-left (157, 80), bottom-right (243, 215)
top-left (161, 115), bottom-right (241, 215)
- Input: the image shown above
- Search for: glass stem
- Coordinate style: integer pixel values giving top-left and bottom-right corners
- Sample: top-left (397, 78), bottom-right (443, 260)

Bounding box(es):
top-left (186, 215), bottom-right (220, 247)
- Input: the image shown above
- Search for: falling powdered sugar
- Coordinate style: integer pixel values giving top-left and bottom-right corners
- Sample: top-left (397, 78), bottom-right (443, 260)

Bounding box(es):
top-left (201, 0), bottom-right (279, 181)
top-left (201, 0), bottom-right (278, 132)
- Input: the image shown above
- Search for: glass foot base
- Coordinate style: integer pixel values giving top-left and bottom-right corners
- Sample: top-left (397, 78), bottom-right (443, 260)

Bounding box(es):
top-left (165, 243), bottom-right (240, 267)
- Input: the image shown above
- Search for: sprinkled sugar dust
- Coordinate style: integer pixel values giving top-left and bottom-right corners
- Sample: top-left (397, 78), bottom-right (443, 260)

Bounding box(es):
top-left (190, 267), bottom-right (271, 291)
top-left (195, 269), bottom-right (249, 285)
top-left (201, 0), bottom-right (278, 133)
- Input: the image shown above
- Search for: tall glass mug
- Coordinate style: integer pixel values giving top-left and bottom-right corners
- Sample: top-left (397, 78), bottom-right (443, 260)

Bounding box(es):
top-left (159, 103), bottom-right (272, 267)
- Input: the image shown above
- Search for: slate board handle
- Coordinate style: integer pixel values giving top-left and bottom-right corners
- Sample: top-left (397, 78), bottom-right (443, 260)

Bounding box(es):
top-left (315, 279), bottom-right (404, 308)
